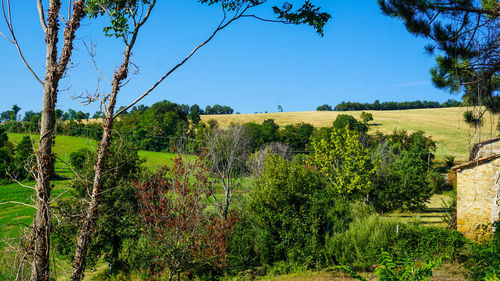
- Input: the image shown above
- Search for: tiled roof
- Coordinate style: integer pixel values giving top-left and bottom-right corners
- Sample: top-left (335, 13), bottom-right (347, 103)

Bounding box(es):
top-left (452, 153), bottom-right (500, 171)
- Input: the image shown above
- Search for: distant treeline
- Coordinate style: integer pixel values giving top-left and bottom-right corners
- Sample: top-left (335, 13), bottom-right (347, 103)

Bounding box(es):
top-left (317, 99), bottom-right (462, 111)
top-left (1, 101), bottom-right (369, 154)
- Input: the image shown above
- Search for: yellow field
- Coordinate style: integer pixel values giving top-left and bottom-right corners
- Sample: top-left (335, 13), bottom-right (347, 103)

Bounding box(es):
top-left (201, 107), bottom-right (499, 161)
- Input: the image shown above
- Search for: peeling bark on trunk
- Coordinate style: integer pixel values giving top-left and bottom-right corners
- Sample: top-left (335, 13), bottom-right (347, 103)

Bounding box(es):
top-left (30, 1), bottom-right (86, 280)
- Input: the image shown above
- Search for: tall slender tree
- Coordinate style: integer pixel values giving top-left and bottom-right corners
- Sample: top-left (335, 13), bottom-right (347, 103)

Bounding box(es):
top-left (1, 1), bottom-right (86, 280)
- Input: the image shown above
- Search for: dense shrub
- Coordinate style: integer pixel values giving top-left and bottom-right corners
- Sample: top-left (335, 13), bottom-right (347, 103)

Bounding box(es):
top-left (225, 216), bottom-right (260, 275)
top-left (393, 225), bottom-right (467, 262)
top-left (468, 224), bottom-right (500, 281)
top-left (249, 155), bottom-right (350, 266)
top-left (368, 131), bottom-right (436, 212)
top-left (53, 140), bottom-right (145, 271)
top-left (278, 122), bottom-right (314, 152)
top-left (326, 215), bottom-right (402, 270)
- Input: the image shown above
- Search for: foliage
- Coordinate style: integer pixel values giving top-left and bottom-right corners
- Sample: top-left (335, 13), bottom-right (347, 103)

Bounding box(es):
top-left (204, 104), bottom-right (234, 115)
top-left (0, 132), bottom-right (33, 182)
top-left (326, 214), bottom-right (402, 270)
top-left (11, 136), bottom-right (35, 180)
top-left (393, 226), bottom-right (467, 262)
top-left (367, 129), bottom-right (437, 212)
top-left (426, 171), bottom-right (452, 194)
top-left (86, 0), bottom-right (152, 38)
top-left (360, 111), bottom-right (373, 124)
top-left (225, 215), bottom-right (260, 275)
top-left (278, 122), bottom-right (314, 152)
top-left (334, 99), bottom-right (460, 111)
top-left (115, 100), bottom-right (191, 152)
top-left (136, 155), bottom-right (236, 279)
top-left (53, 140), bottom-right (145, 271)
top-left (316, 104), bottom-right (332, 111)
top-left (248, 142), bottom-right (293, 176)
top-left (468, 223), bottom-right (500, 281)
top-left (330, 216), bottom-right (464, 272)
top-left (332, 114), bottom-right (368, 133)
top-left (342, 251), bottom-right (442, 281)
top-left (243, 119), bottom-right (281, 151)
top-left (307, 128), bottom-right (376, 196)
top-left (0, 104), bottom-right (21, 122)
top-left (249, 155), bottom-right (350, 266)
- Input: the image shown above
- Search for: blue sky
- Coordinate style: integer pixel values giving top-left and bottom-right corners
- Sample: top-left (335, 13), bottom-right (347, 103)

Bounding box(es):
top-left (0, 1), bottom-right (461, 115)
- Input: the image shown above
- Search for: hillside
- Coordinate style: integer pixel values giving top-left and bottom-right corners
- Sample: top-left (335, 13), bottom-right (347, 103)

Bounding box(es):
top-left (7, 133), bottom-right (176, 170)
top-left (201, 107), bottom-right (499, 161)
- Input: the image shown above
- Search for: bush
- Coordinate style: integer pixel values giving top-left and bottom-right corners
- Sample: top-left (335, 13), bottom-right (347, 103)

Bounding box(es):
top-left (426, 171), bottom-right (452, 194)
top-left (327, 215), bottom-right (467, 271)
top-left (326, 214), bottom-right (402, 270)
top-left (249, 155), bottom-right (350, 266)
top-left (393, 225), bottom-right (467, 262)
top-left (468, 224), bottom-right (500, 281)
top-left (225, 216), bottom-right (260, 274)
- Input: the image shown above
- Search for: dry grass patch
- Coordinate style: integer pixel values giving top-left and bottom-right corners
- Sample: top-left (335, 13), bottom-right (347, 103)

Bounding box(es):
top-left (202, 107), bottom-right (499, 161)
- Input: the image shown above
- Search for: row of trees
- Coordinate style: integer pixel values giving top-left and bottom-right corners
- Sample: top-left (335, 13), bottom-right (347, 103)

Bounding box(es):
top-left (0, 102), bottom-right (235, 126)
top-left (322, 99), bottom-right (463, 111)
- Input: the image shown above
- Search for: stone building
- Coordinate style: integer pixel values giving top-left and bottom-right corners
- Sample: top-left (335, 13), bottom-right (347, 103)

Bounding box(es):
top-left (452, 137), bottom-right (500, 239)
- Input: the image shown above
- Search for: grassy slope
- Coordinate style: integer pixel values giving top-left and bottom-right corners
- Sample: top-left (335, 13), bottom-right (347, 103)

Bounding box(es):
top-left (0, 134), bottom-right (178, 238)
top-left (7, 133), bottom-right (177, 169)
top-left (201, 107), bottom-right (499, 161)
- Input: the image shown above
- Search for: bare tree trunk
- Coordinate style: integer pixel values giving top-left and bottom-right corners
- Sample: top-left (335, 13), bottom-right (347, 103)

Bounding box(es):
top-left (30, 1), bottom-right (86, 280)
top-left (70, 38), bottom-right (134, 281)
top-left (30, 2), bottom-right (61, 280)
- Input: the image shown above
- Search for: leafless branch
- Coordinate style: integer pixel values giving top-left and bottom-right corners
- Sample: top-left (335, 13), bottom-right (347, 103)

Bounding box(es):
top-left (36, 0), bottom-right (48, 33)
top-left (1, 0), bottom-right (44, 85)
top-left (113, 3), bottom-right (253, 118)
top-left (83, 40), bottom-right (112, 84)
top-left (0, 201), bottom-right (37, 209)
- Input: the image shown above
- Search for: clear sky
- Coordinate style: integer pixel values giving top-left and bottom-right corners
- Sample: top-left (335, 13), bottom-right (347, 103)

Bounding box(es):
top-left (0, 1), bottom-right (461, 115)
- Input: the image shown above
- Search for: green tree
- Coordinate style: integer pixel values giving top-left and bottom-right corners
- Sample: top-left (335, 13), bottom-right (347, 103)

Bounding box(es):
top-left (11, 104), bottom-right (21, 121)
top-left (279, 122), bottom-right (314, 152)
top-left (316, 104), bottom-right (332, 111)
top-left (53, 140), bottom-right (144, 273)
top-left (368, 130), bottom-right (435, 212)
top-left (360, 111), bottom-right (373, 124)
top-left (12, 136), bottom-right (34, 180)
top-left (249, 155), bottom-right (349, 265)
top-left (332, 114), bottom-right (368, 133)
top-left (307, 128), bottom-right (377, 196)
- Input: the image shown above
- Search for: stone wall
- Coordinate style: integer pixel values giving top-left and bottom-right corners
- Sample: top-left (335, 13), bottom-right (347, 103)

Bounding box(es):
top-left (456, 157), bottom-right (500, 239)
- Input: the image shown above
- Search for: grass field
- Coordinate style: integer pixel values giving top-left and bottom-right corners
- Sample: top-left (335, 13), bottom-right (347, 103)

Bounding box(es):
top-left (0, 134), bottom-right (179, 239)
top-left (7, 133), bottom-right (176, 169)
top-left (202, 107), bottom-right (499, 161)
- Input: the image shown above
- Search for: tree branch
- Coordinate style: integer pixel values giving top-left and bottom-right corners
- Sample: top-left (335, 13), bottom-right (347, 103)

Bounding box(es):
top-left (1, 0), bottom-right (44, 85)
top-left (0, 201), bottom-right (37, 209)
top-left (37, 0), bottom-right (48, 33)
top-left (113, 4), bottom-right (249, 118)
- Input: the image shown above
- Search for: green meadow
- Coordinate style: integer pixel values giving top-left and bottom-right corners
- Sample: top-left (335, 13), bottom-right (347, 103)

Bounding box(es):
top-left (1, 134), bottom-right (179, 241)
